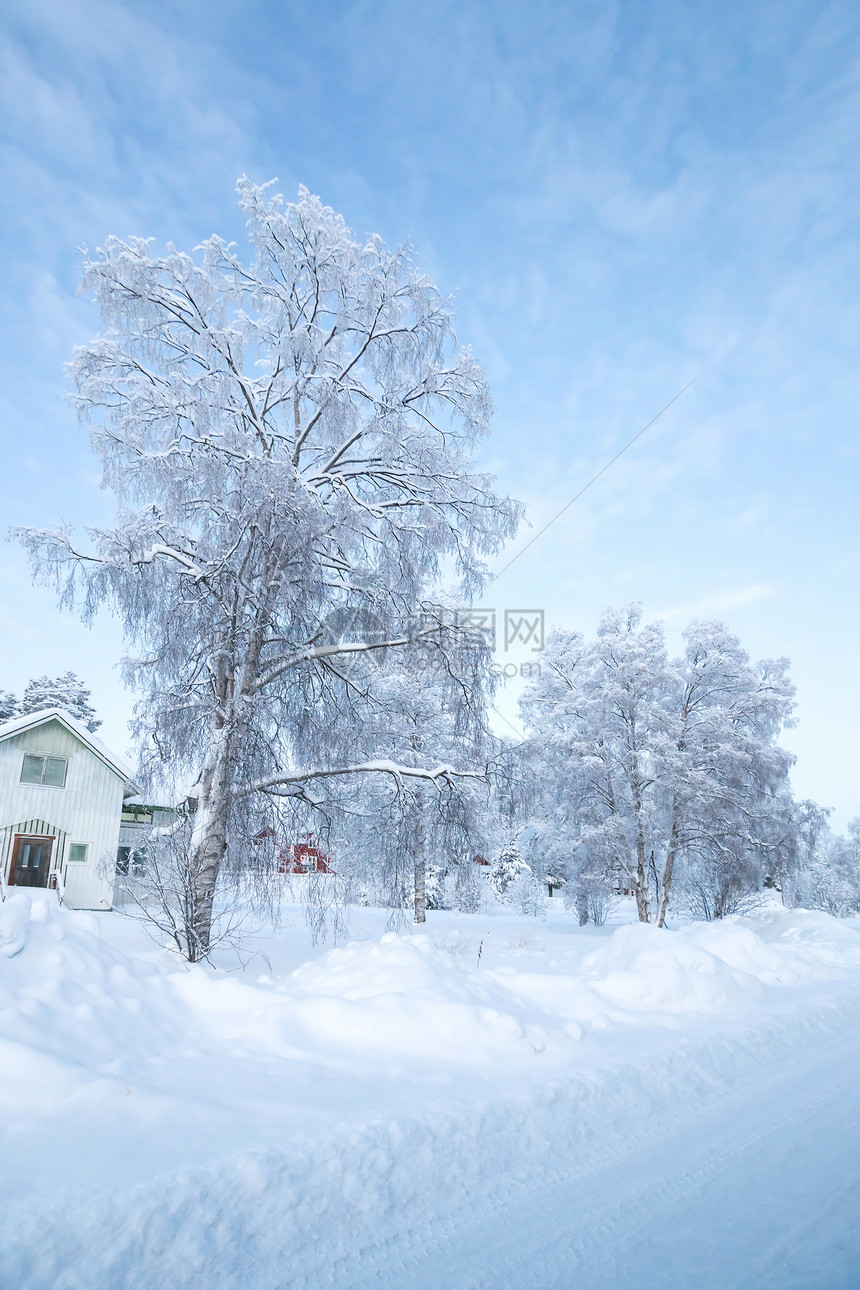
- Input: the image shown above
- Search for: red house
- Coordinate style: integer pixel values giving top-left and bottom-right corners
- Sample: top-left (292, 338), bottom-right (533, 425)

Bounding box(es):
top-left (279, 839), bottom-right (332, 875)
top-left (253, 830), bottom-right (333, 874)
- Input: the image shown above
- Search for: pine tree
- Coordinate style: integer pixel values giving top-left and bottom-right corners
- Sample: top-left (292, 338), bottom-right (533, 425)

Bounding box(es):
top-left (17, 672), bottom-right (101, 731)
top-left (0, 691), bottom-right (17, 722)
top-left (489, 839), bottom-right (530, 901)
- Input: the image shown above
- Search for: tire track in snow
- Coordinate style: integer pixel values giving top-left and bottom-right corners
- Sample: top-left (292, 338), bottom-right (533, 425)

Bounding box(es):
top-left (340, 1030), bottom-right (860, 1290)
top-left (7, 991), bottom-right (860, 1289)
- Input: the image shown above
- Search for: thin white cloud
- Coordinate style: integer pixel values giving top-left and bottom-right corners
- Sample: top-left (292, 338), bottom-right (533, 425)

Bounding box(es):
top-left (657, 584), bottom-right (777, 622)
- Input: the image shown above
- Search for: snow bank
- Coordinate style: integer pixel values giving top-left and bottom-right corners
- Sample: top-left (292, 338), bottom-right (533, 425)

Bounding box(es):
top-left (0, 890), bottom-right (30, 957)
top-left (190, 931), bottom-right (585, 1063)
top-left (3, 897), bottom-right (860, 1288)
top-left (177, 910), bottom-right (860, 1071)
top-left (574, 909), bottom-right (860, 1011)
top-left (3, 898), bottom-right (859, 1107)
top-left (0, 894), bottom-right (192, 1118)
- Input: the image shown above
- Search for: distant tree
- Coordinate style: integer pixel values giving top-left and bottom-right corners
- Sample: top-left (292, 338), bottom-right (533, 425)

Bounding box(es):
top-left (17, 179), bottom-right (518, 957)
top-left (0, 691), bottom-right (17, 722)
top-left (337, 654), bottom-right (492, 925)
top-left (487, 838), bottom-right (540, 915)
top-left (563, 865), bottom-right (613, 925)
top-left (665, 619), bottom-right (796, 922)
top-left (793, 812), bottom-right (860, 917)
top-left (520, 607), bottom-right (796, 924)
top-left (489, 837), bottom-right (530, 901)
top-left (520, 609), bottom-right (668, 922)
top-left (778, 798), bottom-right (831, 908)
top-left (17, 672), bottom-right (101, 731)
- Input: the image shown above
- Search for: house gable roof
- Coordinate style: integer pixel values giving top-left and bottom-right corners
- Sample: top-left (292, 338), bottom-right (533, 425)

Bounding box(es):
top-left (0, 708), bottom-right (136, 789)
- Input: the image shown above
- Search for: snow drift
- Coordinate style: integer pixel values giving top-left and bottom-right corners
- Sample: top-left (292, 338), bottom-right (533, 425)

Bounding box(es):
top-left (3, 894), bottom-right (860, 1288)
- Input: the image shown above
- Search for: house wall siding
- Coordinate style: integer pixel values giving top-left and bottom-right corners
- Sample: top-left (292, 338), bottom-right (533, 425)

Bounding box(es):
top-left (0, 719), bottom-right (125, 909)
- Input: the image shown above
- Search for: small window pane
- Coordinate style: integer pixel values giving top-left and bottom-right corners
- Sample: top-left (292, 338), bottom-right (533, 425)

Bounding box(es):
top-left (43, 757), bottom-right (68, 788)
top-left (21, 754), bottom-right (45, 784)
top-left (68, 843), bottom-right (88, 863)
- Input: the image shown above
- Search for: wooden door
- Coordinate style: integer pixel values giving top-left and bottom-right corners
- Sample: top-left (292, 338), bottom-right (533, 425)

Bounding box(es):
top-left (8, 835), bottom-right (54, 888)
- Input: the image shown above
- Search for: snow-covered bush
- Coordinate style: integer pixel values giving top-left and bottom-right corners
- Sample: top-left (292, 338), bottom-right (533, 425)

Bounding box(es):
top-left (424, 864), bottom-right (448, 911)
top-left (109, 807), bottom-right (257, 961)
top-left (510, 866), bottom-right (544, 917)
top-left (563, 872), bottom-right (615, 926)
top-left (674, 863), bottom-right (766, 921)
top-left (797, 861), bottom-right (860, 917)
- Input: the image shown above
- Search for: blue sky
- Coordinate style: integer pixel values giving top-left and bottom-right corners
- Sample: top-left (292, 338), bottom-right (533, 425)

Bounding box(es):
top-left (1, 0), bottom-right (859, 822)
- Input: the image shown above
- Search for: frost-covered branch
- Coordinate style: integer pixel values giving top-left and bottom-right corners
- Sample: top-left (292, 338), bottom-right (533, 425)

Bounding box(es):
top-left (247, 759), bottom-right (483, 797)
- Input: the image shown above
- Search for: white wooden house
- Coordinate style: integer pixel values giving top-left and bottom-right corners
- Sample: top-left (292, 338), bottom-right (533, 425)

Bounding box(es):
top-left (0, 708), bottom-right (137, 910)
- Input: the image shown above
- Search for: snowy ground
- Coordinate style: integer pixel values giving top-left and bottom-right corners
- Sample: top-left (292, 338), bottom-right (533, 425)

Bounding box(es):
top-left (2, 888), bottom-right (860, 1289)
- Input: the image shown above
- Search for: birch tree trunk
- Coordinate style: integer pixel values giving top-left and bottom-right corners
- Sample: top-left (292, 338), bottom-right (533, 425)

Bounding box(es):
top-left (414, 856), bottom-right (427, 924)
top-left (187, 575), bottom-right (275, 956)
top-left (656, 811), bottom-right (681, 928)
top-left (634, 830), bottom-right (652, 923)
top-left (413, 809), bottom-right (427, 924)
top-left (188, 727), bottom-right (234, 959)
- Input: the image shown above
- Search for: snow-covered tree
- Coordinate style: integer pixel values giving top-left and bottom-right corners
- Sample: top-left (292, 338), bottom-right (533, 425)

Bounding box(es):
top-left (520, 610), bottom-right (667, 922)
top-left (489, 838), bottom-right (530, 900)
top-left (792, 810), bottom-right (860, 917)
top-left (785, 798), bottom-right (832, 908)
top-left (17, 180), bottom-right (519, 957)
top-left (16, 672), bottom-right (101, 731)
top-left (511, 863), bottom-right (545, 916)
top-left (658, 619), bottom-right (796, 923)
top-left (520, 607), bottom-right (796, 925)
top-left (0, 691), bottom-right (17, 722)
top-left (335, 651), bottom-right (493, 924)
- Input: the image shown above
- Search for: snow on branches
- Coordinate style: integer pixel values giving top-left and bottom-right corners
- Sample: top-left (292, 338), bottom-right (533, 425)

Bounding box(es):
top-left (519, 607), bottom-right (797, 925)
top-left (1, 672), bottom-right (101, 731)
top-left (17, 180), bottom-right (520, 955)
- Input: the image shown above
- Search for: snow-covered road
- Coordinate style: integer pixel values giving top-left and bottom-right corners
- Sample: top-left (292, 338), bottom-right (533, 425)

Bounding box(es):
top-left (354, 1033), bottom-right (860, 1290)
top-left (5, 896), bottom-right (860, 1288)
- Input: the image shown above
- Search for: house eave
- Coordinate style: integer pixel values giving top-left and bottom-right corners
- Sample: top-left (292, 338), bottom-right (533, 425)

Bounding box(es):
top-left (0, 708), bottom-right (137, 791)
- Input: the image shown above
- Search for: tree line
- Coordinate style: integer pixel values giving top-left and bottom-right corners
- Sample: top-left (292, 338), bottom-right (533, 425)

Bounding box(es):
top-left (15, 179), bottom-right (858, 959)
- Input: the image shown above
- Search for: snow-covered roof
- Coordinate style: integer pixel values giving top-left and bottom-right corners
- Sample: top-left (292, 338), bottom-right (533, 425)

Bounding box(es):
top-left (122, 796), bottom-right (179, 811)
top-left (0, 708), bottom-right (137, 788)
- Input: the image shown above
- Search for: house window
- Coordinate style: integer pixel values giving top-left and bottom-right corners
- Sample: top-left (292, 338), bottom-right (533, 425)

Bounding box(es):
top-left (20, 754), bottom-right (68, 788)
top-left (68, 843), bottom-right (88, 863)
